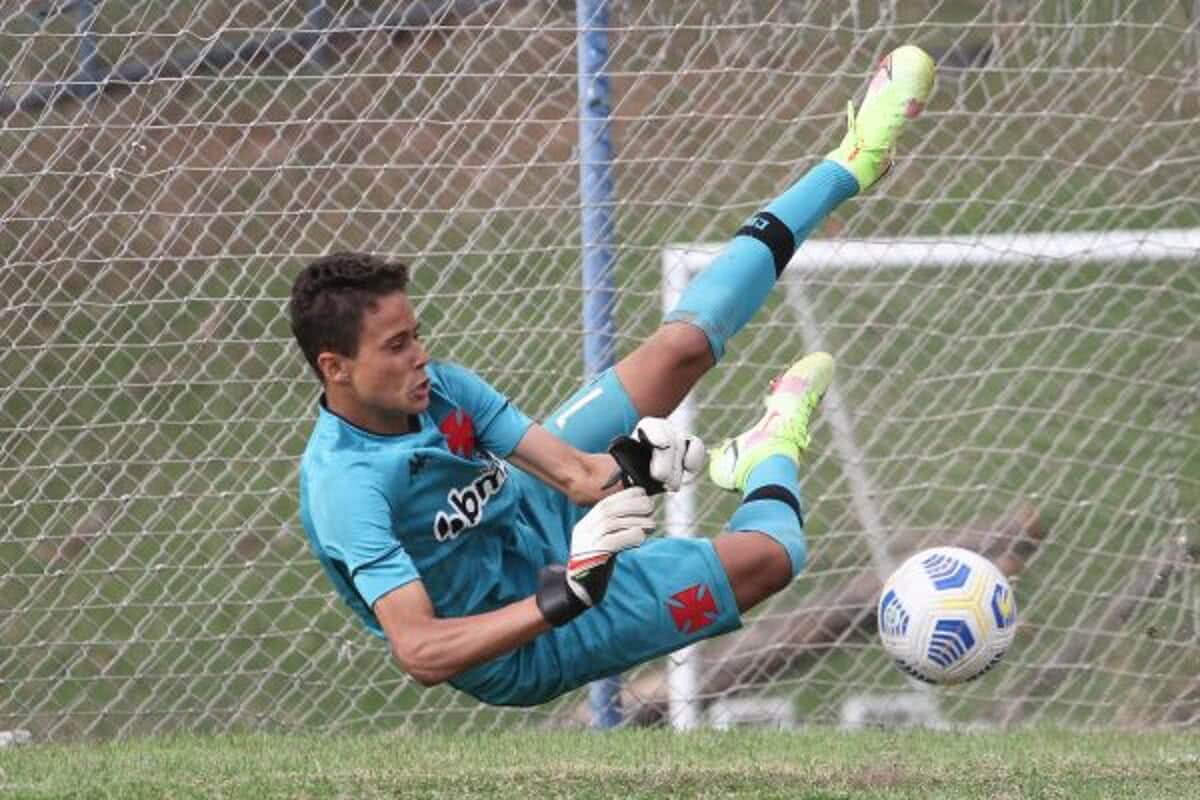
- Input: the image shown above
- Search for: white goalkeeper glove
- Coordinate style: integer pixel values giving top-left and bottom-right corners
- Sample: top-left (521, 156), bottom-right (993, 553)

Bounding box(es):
top-left (606, 417), bottom-right (706, 494)
top-left (535, 487), bottom-right (654, 626)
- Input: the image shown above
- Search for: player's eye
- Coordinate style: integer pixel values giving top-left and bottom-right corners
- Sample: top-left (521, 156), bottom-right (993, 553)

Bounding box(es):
top-left (386, 327), bottom-right (421, 352)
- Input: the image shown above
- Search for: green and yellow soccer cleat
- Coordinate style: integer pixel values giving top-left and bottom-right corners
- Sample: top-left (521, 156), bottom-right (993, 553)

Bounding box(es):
top-left (827, 44), bottom-right (936, 192)
top-left (708, 352), bottom-right (834, 493)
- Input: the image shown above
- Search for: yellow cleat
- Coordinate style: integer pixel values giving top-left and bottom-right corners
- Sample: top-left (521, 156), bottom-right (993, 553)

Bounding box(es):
top-left (827, 44), bottom-right (936, 192)
top-left (708, 353), bottom-right (834, 493)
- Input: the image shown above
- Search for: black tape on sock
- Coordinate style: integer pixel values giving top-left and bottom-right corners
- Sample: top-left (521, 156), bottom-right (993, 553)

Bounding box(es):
top-left (736, 211), bottom-right (796, 277)
top-left (743, 484), bottom-right (804, 526)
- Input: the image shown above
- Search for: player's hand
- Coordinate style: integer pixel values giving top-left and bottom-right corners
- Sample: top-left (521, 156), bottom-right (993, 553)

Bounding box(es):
top-left (607, 417), bottom-right (706, 494)
top-left (635, 417), bottom-right (706, 491)
top-left (535, 487), bottom-right (654, 626)
top-left (567, 486), bottom-right (654, 604)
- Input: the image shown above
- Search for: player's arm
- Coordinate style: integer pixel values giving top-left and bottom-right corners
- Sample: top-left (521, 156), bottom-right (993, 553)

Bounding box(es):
top-left (434, 364), bottom-right (617, 504)
top-left (507, 424), bottom-right (619, 506)
top-left (509, 419), bottom-right (707, 505)
top-left (438, 362), bottom-right (701, 499)
top-left (374, 487), bottom-right (654, 686)
top-left (374, 580), bottom-right (549, 687)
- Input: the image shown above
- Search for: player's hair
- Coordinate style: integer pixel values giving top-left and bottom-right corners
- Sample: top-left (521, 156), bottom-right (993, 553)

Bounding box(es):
top-left (289, 252), bottom-right (410, 380)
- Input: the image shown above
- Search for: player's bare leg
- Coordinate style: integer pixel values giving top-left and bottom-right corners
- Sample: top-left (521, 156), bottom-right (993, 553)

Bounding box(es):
top-left (614, 322), bottom-right (714, 418)
top-left (713, 532), bottom-right (792, 611)
top-left (614, 45), bottom-right (935, 421)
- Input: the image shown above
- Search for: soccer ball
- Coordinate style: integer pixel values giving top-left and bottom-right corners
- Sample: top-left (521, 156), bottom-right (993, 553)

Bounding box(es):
top-left (877, 546), bottom-right (1017, 685)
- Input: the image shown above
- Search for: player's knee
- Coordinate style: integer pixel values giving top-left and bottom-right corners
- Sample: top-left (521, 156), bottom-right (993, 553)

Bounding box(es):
top-left (716, 531), bottom-right (796, 612)
top-left (760, 528), bottom-right (805, 586)
top-left (655, 321), bottom-right (716, 372)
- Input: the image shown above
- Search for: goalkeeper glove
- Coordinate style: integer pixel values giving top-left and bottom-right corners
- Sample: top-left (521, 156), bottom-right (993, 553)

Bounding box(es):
top-left (607, 417), bottom-right (706, 495)
top-left (536, 487), bottom-right (654, 627)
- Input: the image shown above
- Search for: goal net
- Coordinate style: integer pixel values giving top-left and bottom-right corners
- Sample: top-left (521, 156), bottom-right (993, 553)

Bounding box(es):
top-left (1, 1), bottom-right (1196, 740)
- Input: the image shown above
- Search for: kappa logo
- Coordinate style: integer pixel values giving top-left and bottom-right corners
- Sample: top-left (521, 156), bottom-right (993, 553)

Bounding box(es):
top-left (433, 459), bottom-right (507, 542)
top-left (408, 452), bottom-right (429, 478)
top-left (667, 584), bottom-right (718, 634)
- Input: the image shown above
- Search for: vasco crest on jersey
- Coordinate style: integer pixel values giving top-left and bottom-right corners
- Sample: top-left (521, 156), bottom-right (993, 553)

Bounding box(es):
top-left (439, 408), bottom-right (476, 457)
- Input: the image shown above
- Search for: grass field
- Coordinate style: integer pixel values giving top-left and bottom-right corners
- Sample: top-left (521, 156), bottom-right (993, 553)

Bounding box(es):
top-left (2, 728), bottom-right (1199, 799)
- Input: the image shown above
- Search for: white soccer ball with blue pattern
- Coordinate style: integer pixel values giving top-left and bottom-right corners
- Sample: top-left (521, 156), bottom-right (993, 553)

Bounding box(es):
top-left (877, 546), bottom-right (1017, 685)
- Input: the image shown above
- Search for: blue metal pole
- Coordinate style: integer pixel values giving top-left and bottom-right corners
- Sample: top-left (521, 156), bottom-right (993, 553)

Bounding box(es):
top-left (577, 0), bottom-right (619, 376)
top-left (577, 0), bottom-right (622, 729)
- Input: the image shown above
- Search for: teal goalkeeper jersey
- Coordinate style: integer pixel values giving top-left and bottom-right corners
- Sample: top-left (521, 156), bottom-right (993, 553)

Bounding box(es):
top-left (298, 361), bottom-right (537, 638)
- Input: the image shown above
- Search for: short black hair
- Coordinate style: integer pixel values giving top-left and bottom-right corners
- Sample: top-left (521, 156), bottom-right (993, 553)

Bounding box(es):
top-left (289, 252), bottom-right (410, 380)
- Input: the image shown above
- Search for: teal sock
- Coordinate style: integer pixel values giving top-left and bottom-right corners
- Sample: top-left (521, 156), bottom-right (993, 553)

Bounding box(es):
top-left (764, 159), bottom-right (859, 240)
top-left (726, 454), bottom-right (808, 577)
top-left (665, 160), bottom-right (858, 361)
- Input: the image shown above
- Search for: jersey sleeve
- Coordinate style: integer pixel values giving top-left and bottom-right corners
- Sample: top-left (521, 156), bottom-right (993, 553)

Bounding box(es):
top-left (313, 466), bottom-right (420, 608)
top-left (433, 361), bottom-right (533, 456)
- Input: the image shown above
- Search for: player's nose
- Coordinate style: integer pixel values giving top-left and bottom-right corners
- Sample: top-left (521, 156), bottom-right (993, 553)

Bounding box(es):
top-left (413, 337), bottom-right (431, 367)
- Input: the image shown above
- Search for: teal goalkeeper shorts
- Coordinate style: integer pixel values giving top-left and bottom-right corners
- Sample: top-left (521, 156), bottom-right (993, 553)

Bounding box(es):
top-left (449, 367), bottom-right (743, 707)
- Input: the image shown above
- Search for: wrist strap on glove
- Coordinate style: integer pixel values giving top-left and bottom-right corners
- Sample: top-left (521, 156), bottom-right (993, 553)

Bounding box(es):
top-left (535, 564), bottom-right (587, 626)
top-left (604, 435), bottom-right (665, 495)
top-left (535, 557), bottom-right (619, 627)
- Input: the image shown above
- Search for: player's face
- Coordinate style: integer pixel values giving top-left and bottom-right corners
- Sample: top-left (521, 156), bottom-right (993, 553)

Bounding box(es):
top-left (339, 291), bottom-right (431, 423)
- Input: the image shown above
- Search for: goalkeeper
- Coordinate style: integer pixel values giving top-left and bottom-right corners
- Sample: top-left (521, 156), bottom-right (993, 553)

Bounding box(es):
top-left (291, 47), bottom-right (934, 705)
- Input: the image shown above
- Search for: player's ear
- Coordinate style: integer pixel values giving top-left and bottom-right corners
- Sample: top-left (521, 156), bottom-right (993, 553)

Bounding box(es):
top-left (317, 351), bottom-right (351, 385)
